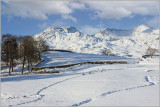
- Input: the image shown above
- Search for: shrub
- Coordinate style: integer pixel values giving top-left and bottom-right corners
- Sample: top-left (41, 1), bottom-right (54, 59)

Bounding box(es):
top-left (145, 46), bottom-right (158, 58)
top-left (102, 49), bottom-right (116, 56)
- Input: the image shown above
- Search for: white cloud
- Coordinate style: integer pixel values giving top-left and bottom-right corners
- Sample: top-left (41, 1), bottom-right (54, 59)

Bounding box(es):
top-left (38, 20), bottom-right (66, 30)
top-left (85, 1), bottom-right (159, 20)
top-left (2, 1), bottom-right (158, 21)
top-left (61, 15), bottom-right (77, 22)
top-left (70, 1), bottom-right (86, 10)
top-left (80, 25), bottom-right (105, 35)
top-left (2, 1), bottom-right (85, 20)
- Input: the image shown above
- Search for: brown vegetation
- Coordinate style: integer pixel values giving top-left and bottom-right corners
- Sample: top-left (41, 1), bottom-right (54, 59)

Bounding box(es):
top-left (31, 61), bottom-right (127, 72)
top-left (2, 34), bottom-right (49, 75)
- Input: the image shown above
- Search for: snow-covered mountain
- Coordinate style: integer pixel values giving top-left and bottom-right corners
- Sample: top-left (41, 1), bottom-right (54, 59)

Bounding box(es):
top-left (132, 24), bottom-right (151, 32)
top-left (34, 25), bottom-right (159, 58)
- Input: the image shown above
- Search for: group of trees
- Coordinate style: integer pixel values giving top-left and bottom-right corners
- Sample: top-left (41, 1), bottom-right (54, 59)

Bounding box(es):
top-left (2, 35), bottom-right (18, 75)
top-left (2, 34), bottom-right (49, 74)
top-left (102, 46), bottom-right (158, 58)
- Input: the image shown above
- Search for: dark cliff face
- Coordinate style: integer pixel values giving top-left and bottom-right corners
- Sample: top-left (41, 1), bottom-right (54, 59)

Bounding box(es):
top-left (101, 28), bottom-right (133, 37)
top-left (65, 27), bottom-right (79, 33)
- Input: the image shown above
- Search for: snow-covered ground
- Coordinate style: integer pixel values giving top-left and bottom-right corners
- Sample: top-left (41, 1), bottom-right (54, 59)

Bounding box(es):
top-left (1, 51), bottom-right (137, 76)
top-left (37, 51), bottom-right (137, 67)
top-left (1, 51), bottom-right (159, 106)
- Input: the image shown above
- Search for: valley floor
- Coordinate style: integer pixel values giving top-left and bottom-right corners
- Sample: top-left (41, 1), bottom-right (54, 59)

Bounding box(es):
top-left (1, 52), bottom-right (159, 106)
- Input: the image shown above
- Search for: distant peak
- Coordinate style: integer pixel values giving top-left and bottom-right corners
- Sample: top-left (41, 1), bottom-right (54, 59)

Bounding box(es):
top-left (45, 27), bottom-right (53, 30)
top-left (63, 26), bottom-right (79, 33)
top-left (136, 24), bottom-right (150, 28)
top-left (133, 24), bottom-right (150, 32)
top-left (43, 27), bottom-right (54, 32)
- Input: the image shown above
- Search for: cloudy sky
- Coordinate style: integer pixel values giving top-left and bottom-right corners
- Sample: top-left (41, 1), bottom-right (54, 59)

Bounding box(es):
top-left (1, 0), bottom-right (159, 35)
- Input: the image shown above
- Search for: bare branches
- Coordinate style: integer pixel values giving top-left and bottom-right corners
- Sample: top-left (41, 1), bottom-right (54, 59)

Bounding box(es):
top-left (21, 36), bottom-right (39, 73)
top-left (35, 36), bottom-right (49, 60)
top-left (145, 46), bottom-right (158, 58)
top-left (102, 49), bottom-right (112, 55)
top-left (2, 34), bottom-right (45, 75)
top-left (2, 34), bottom-right (18, 74)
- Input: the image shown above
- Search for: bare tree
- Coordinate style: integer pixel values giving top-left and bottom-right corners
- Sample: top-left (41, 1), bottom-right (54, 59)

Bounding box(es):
top-left (102, 49), bottom-right (112, 55)
top-left (2, 34), bottom-right (13, 65)
top-left (146, 46), bottom-right (157, 58)
top-left (20, 36), bottom-right (39, 74)
top-left (2, 34), bottom-right (18, 74)
top-left (35, 36), bottom-right (49, 60)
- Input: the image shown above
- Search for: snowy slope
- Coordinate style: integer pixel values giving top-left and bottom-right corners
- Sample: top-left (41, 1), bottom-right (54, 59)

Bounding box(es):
top-left (1, 60), bottom-right (159, 106)
top-left (1, 51), bottom-right (137, 76)
top-left (36, 51), bottom-right (138, 68)
top-left (1, 49), bottom-right (159, 106)
top-left (34, 25), bottom-right (159, 58)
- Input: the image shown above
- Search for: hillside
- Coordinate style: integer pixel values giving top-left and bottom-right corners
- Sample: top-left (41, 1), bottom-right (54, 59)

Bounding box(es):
top-left (34, 25), bottom-right (159, 58)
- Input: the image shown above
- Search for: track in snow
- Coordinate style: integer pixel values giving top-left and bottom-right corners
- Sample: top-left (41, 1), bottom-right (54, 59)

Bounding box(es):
top-left (72, 76), bottom-right (157, 106)
top-left (9, 75), bottom-right (81, 107)
top-left (4, 65), bottom-right (158, 107)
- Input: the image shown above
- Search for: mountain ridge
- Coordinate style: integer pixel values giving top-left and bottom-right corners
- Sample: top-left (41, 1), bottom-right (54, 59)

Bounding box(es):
top-left (34, 25), bottom-right (159, 58)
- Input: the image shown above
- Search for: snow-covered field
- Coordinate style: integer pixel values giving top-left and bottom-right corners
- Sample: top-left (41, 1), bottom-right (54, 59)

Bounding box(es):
top-left (1, 51), bottom-right (137, 75)
top-left (37, 51), bottom-right (137, 67)
top-left (1, 51), bottom-right (159, 106)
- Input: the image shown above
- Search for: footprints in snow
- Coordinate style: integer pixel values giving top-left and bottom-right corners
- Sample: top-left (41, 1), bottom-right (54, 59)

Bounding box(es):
top-left (8, 75), bottom-right (81, 106)
top-left (3, 67), bottom-right (158, 106)
top-left (72, 76), bottom-right (157, 106)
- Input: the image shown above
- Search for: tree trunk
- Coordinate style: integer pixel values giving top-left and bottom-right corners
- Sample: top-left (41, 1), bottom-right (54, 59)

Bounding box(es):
top-left (9, 61), bottom-right (11, 75)
top-left (11, 59), bottom-right (13, 72)
top-left (30, 63), bottom-right (33, 73)
top-left (39, 52), bottom-right (41, 60)
top-left (150, 53), bottom-right (152, 58)
top-left (6, 62), bottom-right (9, 66)
top-left (27, 59), bottom-right (30, 71)
top-left (21, 56), bottom-right (25, 74)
